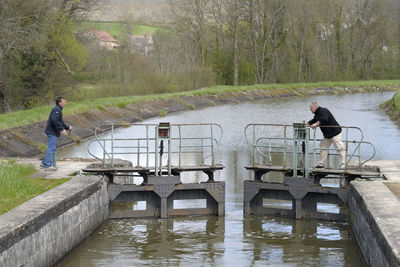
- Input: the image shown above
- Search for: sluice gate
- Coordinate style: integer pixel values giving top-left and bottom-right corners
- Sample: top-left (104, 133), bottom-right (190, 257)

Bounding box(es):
top-left (82, 123), bottom-right (225, 219)
top-left (243, 123), bottom-right (380, 221)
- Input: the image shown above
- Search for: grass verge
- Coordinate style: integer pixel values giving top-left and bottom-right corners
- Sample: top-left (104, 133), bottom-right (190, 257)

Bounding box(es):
top-left (0, 80), bottom-right (399, 131)
top-left (0, 160), bottom-right (70, 215)
top-left (77, 21), bottom-right (159, 40)
top-left (381, 90), bottom-right (400, 123)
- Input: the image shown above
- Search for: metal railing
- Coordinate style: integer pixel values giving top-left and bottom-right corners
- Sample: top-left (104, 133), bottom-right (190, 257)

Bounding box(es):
top-left (87, 123), bottom-right (223, 175)
top-left (244, 123), bottom-right (375, 170)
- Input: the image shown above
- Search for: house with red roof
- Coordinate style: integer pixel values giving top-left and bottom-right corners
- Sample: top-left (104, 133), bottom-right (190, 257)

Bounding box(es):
top-left (88, 29), bottom-right (121, 50)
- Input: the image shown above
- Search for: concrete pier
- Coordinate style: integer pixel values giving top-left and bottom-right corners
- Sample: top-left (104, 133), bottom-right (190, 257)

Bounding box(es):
top-left (349, 160), bottom-right (400, 267)
top-left (0, 177), bottom-right (108, 267)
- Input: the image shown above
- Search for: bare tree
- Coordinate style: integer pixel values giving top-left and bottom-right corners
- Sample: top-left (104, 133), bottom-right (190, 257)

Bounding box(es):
top-left (243, 0), bottom-right (287, 83)
top-left (211, 0), bottom-right (243, 85)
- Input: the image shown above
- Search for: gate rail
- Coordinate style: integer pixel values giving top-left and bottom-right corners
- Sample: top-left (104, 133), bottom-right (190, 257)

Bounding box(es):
top-left (87, 123), bottom-right (223, 175)
top-left (244, 123), bottom-right (375, 169)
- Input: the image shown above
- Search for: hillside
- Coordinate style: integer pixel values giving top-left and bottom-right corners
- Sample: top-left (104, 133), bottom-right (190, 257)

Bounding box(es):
top-left (89, 0), bottom-right (169, 23)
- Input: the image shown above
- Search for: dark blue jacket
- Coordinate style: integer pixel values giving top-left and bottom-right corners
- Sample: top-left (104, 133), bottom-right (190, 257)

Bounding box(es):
top-left (45, 105), bottom-right (69, 137)
top-left (308, 106), bottom-right (341, 138)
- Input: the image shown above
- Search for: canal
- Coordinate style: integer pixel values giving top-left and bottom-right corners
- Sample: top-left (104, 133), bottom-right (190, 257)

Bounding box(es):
top-left (60, 92), bottom-right (400, 266)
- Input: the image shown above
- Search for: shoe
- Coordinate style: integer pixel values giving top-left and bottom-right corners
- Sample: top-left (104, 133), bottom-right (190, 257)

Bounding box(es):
top-left (44, 166), bottom-right (57, 171)
top-left (315, 165), bottom-right (324, 169)
top-left (40, 163), bottom-right (46, 169)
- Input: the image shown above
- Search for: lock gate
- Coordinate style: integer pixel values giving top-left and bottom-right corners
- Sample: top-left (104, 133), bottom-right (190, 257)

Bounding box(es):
top-left (243, 123), bottom-right (380, 221)
top-left (82, 123), bottom-right (225, 219)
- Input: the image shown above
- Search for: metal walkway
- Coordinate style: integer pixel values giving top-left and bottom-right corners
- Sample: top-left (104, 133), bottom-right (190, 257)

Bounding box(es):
top-left (243, 123), bottom-right (380, 221)
top-left (82, 123), bottom-right (225, 219)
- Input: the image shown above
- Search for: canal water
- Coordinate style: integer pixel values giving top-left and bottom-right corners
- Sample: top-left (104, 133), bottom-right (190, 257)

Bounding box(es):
top-left (61, 92), bottom-right (400, 266)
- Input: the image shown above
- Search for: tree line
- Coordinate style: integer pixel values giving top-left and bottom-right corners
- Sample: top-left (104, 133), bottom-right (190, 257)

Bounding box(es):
top-left (160, 0), bottom-right (400, 86)
top-left (1, 0), bottom-right (400, 113)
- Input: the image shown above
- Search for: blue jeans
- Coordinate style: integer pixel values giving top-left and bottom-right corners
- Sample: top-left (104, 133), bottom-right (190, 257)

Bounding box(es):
top-left (42, 134), bottom-right (58, 168)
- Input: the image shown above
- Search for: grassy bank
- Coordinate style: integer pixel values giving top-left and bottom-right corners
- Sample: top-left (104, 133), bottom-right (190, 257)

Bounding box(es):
top-left (0, 80), bottom-right (399, 131)
top-left (381, 90), bottom-right (400, 123)
top-left (78, 21), bottom-right (159, 39)
top-left (0, 160), bottom-right (69, 215)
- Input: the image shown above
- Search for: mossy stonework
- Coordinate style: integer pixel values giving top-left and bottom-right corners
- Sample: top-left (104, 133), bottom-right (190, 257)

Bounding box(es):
top-left (0, 86), bottom-right (396, 158)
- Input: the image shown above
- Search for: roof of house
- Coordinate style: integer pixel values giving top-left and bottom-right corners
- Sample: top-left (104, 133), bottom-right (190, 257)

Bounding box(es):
top-left (90, 30), bottom-right (118, 42)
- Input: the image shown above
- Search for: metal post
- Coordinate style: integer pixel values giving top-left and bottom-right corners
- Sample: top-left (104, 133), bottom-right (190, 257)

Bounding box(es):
top-left (201, 138), bottom-right (204, 165)
top-left (345, 128), bottom-right (349, 168)
top-left (137, 139), bottom-right (140, 167)
top-left (155, 126), bottom-right (158, 176)
top-left (111, 124), bottom-right (114, 168)
top-left (102, 139), bottom-right (106, 166)
top-left (283, 126), bottom-right (287, 168)
top-left (168, 130), bottom-right (171, 176)
top-left (313, 130), bottom-right (317, 169)
top-left (159, 140), bottom-right (163, 176)
top-left (146, 125), bottom-right (149, 168)
top-left (252, 124), bottom-right (256, 166)
top-left (179, 125), bottom-right (182, 167)
top-left (211, 124), bottom-right (214, 166)
top-left (293, 138), bottom-right (299, 177)
top-left (304, 127), bottom-right (310, 179)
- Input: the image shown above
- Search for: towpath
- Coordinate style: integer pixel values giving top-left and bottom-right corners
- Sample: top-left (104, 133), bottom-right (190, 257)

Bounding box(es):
top-left (9, 157), bottom-right (97, 179)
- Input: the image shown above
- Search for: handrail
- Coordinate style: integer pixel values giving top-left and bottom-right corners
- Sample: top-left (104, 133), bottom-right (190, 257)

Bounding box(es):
top-left (87, 123), bottom-right (223, 171)
top-left (244, 123), bottom-right (375, 169)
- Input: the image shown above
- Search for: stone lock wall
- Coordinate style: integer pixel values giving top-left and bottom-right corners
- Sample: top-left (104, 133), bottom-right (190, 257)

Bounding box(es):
top-left (0, 176), bottom-right (108, 267)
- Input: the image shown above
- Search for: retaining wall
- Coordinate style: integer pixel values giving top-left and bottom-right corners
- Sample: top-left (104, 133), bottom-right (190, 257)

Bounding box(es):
top-left (349, 181), bottom-right (400, 267)
top-left (0, 176), bottom-right (108, 267)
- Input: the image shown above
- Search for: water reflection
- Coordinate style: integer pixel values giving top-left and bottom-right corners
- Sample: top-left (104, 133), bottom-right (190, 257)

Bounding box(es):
top-left (243, 217), bottom-right (362, 266)
top-left (61, 92), bottom-right (399, 266)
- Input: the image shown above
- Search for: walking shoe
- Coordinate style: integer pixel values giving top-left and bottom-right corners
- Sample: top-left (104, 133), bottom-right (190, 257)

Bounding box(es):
top-left (40, 163), bottom-right (46, 169)
top-left (44, 166), bottom-right (57, 171)
top-left (315, 165), bottom-right (324, 169)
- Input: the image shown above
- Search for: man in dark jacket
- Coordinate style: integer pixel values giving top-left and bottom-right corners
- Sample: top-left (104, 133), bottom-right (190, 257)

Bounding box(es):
top-left (41, 96), bottom-right (74, 170)
top-left (307, 101), bottom-right (345, 169)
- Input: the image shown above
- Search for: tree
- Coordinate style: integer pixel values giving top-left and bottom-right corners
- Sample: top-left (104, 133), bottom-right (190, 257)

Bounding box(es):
top-left (0, 0), bottom-right (44, 112)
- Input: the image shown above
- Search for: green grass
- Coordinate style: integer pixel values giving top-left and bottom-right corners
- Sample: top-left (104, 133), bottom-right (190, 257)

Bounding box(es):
top-left (0, 160), bottom-right (70, 215)
top-left (392, 90), bottom-right (400, 111)
top-left (382, 90), bottom-right (400, 112)
top-left (78, 21), bottom-right (159, 40)
top-left (1, 80), bottom-right (399, 130)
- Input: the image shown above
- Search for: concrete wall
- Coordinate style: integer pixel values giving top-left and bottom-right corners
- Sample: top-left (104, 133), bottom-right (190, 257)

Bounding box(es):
top-left (349, 181), bottom-right (400, 267)
top-left (0, 176), bottom-right (108, 267)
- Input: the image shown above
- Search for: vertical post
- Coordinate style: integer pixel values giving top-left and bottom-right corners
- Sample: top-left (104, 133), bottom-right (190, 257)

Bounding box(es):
top-left (137, 139), bottom-right (140, 167)
top-left (313, 130), bottom-right (317, 169)
top-left (201, 138), bottom-right (204, 165)
top-left (345, 127), bottom-right (349, 168)
top-left (252, 124), bottom-right (256, 166)
top-left (146, 125), bottom-right (149, 168)
top-left (161, 198), bottom-right (167, 218)
top-left (111, 124), bottom-right (114, 168)
top-left (102, 139), bottom-right (106, 166)
top-left (168, 128), bottom-right (171, 176)
top-left (295, 199), bottom-right (302, 219)
top-left (211, 124), bottom-right (214, 166)
top-left (179, 125), bottom-right (182, 167)
top-left (293, 127), bottom-right (298, 178)
top-left (304, 127), bottom-right (310, 179)
top-left (155, 126), bottom-right (159, 176)
top-left (283, 126), bottom-right (287, 168)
